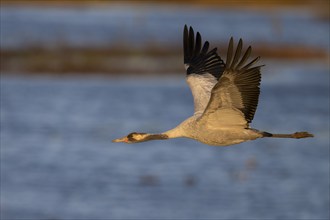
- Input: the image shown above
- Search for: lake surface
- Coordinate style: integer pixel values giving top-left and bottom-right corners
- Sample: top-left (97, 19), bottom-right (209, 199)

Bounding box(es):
top-left (1, 5), bottom-right (329, 49)
top-left (1, 61), bottom-right (329, 219)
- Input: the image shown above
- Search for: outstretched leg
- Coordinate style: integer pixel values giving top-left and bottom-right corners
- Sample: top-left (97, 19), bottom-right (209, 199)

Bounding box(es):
top-left (262, 131), bottom-right (314, 139)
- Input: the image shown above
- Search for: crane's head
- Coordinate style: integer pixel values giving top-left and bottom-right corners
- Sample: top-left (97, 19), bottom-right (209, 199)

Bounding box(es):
top-left (112, 132), bottom-right (148, 143)
top-left (112, 132), bottom-right (168, 144)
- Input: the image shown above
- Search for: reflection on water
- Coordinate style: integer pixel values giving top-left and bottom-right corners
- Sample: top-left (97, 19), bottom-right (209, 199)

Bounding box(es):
top-left (1, 62), bottom-right (329, 219)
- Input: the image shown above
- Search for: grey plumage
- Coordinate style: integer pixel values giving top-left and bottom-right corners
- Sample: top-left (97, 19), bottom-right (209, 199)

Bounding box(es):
top-left (112, 25), bottom-right (313, 146)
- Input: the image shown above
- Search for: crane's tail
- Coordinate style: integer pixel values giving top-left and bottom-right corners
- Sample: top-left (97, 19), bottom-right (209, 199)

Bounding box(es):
top-left (262, 131), bottom-right (314, 139)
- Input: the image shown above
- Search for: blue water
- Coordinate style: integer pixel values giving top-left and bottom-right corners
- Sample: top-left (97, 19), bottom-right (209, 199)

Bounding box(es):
top-left (1, 61), bottom-right (329, 219)
top-left (1, 5), bottom-right (329, 49)
top-left (1, 3), bottom-right (330, 219)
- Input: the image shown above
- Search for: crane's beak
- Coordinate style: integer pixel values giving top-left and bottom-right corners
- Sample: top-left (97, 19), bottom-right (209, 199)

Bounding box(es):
top-left (112, 136), bottom-right (128, 143)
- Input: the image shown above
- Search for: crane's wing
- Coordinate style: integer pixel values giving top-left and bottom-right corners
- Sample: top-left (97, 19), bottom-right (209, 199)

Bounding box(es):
top-left (183, 25), bottom-right (225, 115)
top-left (200, 38), bottom-right (263, 128)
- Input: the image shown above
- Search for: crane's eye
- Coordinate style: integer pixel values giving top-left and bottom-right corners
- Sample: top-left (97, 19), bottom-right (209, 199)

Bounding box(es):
top-left (127, 132), bottom-right (138, 141)
top-left (127, 132), bottom-right (147, 142)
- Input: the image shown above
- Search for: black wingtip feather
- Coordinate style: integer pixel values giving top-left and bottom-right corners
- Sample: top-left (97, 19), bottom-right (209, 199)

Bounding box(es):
top-left (183, 25), bottom-right (189, 63)
top-left (201, 41), bottom-right (209, 55)
top-left (223, 37), bottom-right (264, 123)
top-left (183, 25), bottom-right (225, 79)
top-left (236, 46), bottom-right (251, 69)
top-left (241, 56), bottom-right (261, 71)
top-left (226, 37), bottom-right (234, 68)
top-left (230, 38), bottom-right (243, 69)
top-left (194, 32), bottom-right (202, 56)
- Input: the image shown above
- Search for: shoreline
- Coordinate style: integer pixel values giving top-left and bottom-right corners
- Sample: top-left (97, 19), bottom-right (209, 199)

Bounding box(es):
top-left (1, 44), bottom-right (328, 75)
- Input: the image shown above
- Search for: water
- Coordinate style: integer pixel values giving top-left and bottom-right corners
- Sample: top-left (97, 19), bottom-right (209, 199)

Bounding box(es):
top-left (1, 4), bottom-right (329, 219)
top-left (1, 5), bottom-right (329, 49)
top-left (1, 61), bottom-right (329, 219)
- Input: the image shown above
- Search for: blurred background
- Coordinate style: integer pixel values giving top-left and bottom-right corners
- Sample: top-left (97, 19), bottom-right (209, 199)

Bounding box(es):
top-left (1, 0), bottom-right (329, 219)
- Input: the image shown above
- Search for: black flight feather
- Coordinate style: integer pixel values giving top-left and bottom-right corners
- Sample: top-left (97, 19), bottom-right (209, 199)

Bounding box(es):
top-left (183, 25), bottom-right (225, 79)
top-left (225, 38), bottom-right (263, 123)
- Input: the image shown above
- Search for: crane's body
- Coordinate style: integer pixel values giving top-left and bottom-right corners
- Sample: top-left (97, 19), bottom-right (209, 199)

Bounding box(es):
top-left (113, 25), bottom-right (313, 146)
top-left (163, 115), bottom-right (262, 146)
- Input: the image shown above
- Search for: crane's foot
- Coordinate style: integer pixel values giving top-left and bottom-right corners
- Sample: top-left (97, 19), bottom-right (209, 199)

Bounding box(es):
top-left (292, 132), bottom-right (314, 139)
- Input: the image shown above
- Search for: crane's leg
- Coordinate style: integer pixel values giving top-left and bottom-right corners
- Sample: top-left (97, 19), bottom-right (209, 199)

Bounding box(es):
top-left (262, 131), bottom-right (314, 139)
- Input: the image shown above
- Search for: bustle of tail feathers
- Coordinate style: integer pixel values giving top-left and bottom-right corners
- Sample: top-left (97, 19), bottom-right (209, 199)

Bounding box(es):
top-left (262, 131), bottom-right (314, 139)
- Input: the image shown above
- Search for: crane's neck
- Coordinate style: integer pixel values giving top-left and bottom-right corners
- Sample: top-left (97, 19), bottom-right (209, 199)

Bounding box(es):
top-left (133, 127), bottom-right (184, 143)
top-left (113, 124), bottom-right (188, 143)
top-left (117, 119), bottom-right (192, 143)
top-left (143, 133), bottom-right (169, 141)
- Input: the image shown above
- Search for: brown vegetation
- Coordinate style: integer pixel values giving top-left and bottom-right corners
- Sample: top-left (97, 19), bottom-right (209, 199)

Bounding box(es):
top-left (1, 1), bottom-right (328, 75)
top-left (1, 44), bottom-right (327, 75)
